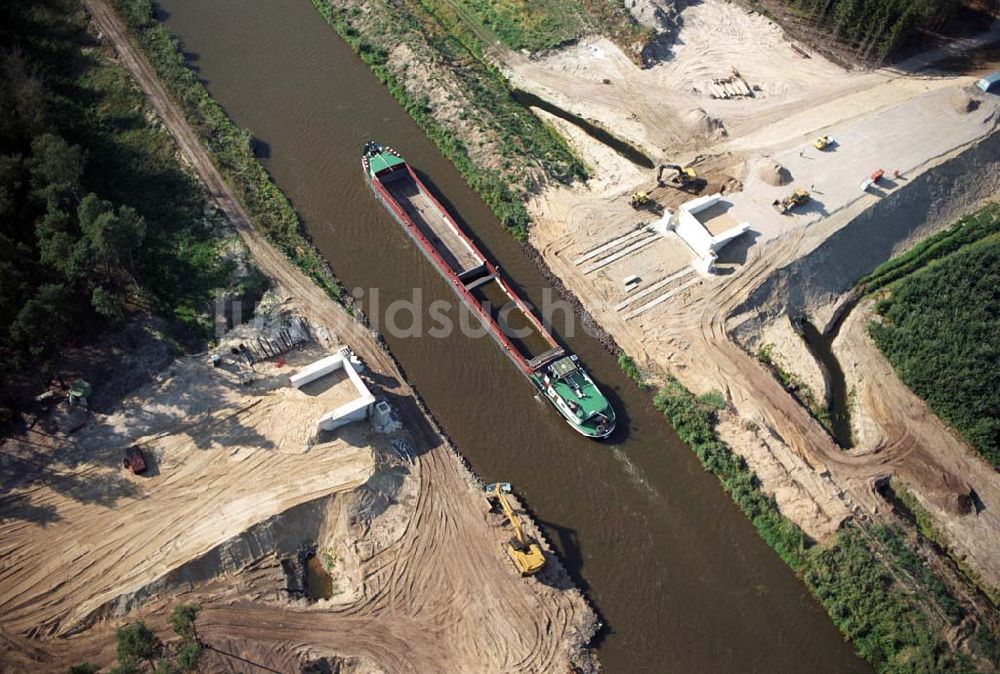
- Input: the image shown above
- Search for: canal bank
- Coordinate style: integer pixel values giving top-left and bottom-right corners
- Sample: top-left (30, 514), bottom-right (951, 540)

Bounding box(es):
top-left (154, 1), bottom-right (865, 671)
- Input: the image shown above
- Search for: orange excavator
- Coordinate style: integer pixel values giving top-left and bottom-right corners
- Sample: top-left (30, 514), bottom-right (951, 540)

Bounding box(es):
top-left (485, 483), bottom-right (545, 576)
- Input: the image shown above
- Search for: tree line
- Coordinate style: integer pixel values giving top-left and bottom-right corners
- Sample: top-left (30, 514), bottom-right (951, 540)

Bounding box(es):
top-left (1, 0), bottom-right (239, 368)
top-left (776, 0), bottom-right (957, 61)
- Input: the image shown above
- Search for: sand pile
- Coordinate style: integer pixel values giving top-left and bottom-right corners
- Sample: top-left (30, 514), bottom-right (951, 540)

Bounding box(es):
top-left (684, 107), bottom-right (727, 139)
top-left (755, 158), bottom-right (792, 186)
top-left (950, 91), bottom-right (980, 114)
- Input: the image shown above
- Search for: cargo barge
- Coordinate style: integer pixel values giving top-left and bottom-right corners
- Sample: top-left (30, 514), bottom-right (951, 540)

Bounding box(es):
top-left (363, 141), bottom-right (615, 438)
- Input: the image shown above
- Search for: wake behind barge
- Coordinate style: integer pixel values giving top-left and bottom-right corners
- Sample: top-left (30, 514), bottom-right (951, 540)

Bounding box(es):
top-left (363, 141), bottom-right (615, 438)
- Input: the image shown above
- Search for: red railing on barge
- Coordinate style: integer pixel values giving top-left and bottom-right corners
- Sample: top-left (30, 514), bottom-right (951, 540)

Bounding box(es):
top-left (368, 161), bottom-right (561, 375)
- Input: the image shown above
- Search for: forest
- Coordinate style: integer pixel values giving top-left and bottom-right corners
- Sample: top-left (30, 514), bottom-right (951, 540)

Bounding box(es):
top-left (0, 0), bottom-right (241, 369)
top-left (775, 0), bottom-right (961, 61)
top-left (868, 205), bottom-right (1000, 468)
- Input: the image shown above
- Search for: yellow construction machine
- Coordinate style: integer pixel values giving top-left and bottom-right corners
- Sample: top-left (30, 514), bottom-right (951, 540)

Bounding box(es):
top-left (656, 163), bottom-right (701, 191)
top-left (629, 191), bottom-right (652, 209)
top-left (813, 135), bottom-right (834, 151)
top-left (772, 187), bottom-right (811, 215)
top-left (486, 483), bottom-right (545, 576)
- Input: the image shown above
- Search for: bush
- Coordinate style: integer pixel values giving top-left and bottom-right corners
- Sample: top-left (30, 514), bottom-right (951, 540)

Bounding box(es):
top-left (116, 621), bottom-right (161, 666)
top-left (617, 353), bottom-right (650, 390)
top-left (169, 603), bottom-right (199, 642)
top-left (867, 215), bottom-right (1000, 467)
top-left (175, 641), bottom-right (202, 672)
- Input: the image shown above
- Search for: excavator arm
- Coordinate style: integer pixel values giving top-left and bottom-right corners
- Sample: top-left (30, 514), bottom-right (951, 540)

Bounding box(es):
top-left (488, 483), bottom-right (546, 575)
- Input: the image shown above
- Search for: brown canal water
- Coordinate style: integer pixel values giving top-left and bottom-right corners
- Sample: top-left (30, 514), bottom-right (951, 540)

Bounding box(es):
top-left (156, 2), bottom-right (867, 671)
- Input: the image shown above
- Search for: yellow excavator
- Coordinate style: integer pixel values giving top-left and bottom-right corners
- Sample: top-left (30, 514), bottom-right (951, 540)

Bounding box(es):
top-left (657, 163), bottom-right (699, 190)
top-left (486, 483), bottom-right (545, 576)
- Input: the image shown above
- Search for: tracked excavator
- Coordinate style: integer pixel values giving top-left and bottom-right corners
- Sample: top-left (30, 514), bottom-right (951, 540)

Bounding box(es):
top-left (656, 163), bottom-right (699, 190)
top-left (485, 483), bottom-right (545, 576)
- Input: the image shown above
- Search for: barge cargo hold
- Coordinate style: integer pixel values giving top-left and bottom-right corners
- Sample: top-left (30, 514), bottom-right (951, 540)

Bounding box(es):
top-left (363, 141), bottom-right (615, 439)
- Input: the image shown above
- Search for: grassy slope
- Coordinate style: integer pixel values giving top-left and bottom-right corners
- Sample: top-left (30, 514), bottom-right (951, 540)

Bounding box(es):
top-left (311, 0), bottom-right (586, 240)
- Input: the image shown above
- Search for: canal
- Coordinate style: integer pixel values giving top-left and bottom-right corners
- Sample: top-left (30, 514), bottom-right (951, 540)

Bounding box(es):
top-left (155, 1), bottom-right (866, 671)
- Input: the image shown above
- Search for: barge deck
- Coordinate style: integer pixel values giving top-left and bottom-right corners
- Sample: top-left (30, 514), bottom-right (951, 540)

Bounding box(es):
top-left (363, 141), bottom-right (615, 438)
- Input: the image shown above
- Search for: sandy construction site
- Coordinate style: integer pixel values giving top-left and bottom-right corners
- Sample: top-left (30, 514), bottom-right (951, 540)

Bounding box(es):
top-left (509, 0), bottom-right (1000, 587)
top-left (0, 325), bottom-right (595, 672)
top-left (0, 2), bottom-right (598, 670)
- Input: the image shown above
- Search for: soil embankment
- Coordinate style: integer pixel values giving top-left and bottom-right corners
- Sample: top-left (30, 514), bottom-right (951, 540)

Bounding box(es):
top-left (729, 132), bottom-right (1000, 335)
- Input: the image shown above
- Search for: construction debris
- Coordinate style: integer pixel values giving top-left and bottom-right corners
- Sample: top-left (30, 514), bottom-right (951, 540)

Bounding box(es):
top-left (706, 68), bottom-right (755, 100)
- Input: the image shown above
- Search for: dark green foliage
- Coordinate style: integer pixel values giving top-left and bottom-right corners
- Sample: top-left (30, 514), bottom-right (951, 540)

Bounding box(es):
top-left (115, 621), bottom-right (161, 666)
top-left (111, 0), bottom-right (344, 302)
top-left (174, 641), bottom-right (202, 672)
top-left (617, 353), bottom-right (651, 390)
top-left (9, 283), bottom-right (72, 359)
top-left (859, 203), bottom-right (1000, 293)
top-left (168, 602), bottom-right (199, 642)
top-left (776, 0), bottom-right (957, 62)
top-left (804, 526), bottom-right (965, 672)
top-left (868, 221), bottom-right (1000, 468)
top-left (0, 0), bottom-right (240, 364)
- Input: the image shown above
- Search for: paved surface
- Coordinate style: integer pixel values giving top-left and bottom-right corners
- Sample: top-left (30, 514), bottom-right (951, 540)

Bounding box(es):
top-left (726, 87), bottom-right (999, 244)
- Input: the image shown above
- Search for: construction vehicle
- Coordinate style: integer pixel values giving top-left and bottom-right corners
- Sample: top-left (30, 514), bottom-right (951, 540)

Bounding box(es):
top-left (628, 191), bottom-right (665, 214)
top-left (772, 188), bottom-right (811, 215)
top-left (656, 163), bottom-right (700, 191)
top-left (813, 135), bottom-right (834, 151)
top-left (123, 446), bottom-right (147, 475)
top-left (629, 191), bottom-right (652, 208)
top-left (485, 483), bottom-right (545, 576)
top-left (860, 168), bottom-right (885, 192)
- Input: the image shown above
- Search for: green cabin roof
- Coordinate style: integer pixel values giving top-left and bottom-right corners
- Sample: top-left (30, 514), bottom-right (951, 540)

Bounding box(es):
top-left (547, 358), bottom-right (609, 419)
top-left (368, 152), bottom-right (406, 177)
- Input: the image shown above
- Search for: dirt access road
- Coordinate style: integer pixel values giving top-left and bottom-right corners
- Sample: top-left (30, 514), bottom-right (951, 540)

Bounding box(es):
top-left (0, 2), bottom-right (597, 671)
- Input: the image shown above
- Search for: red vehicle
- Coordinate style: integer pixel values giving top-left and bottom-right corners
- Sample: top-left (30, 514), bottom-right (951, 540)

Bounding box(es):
top-left (123, 446), bottom-right (146, 475)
